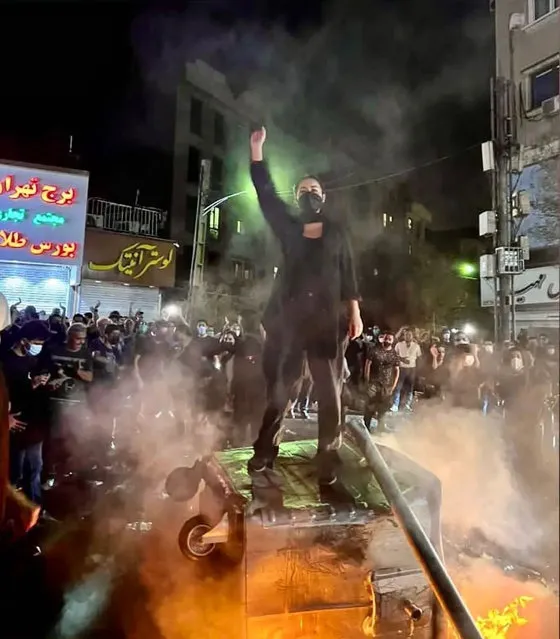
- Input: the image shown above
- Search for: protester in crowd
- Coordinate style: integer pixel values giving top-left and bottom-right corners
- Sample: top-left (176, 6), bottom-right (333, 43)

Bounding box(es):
top-left (134, 320), bottom-right (174, 389)
top-left (2, 321), bottom-right (52, 509)
top-left (0, 293), bottom-right (41, 540)
top-left (363, 331), bottom-right (400, 432)
top-left (392, 329), bottom-right (422, 412)
top-left (230, 312), bottom-right (266, 445)
top-left (289, 359), bottom-right (313, 419)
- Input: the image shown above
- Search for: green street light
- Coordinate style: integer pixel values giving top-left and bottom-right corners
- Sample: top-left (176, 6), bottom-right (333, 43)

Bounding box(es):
top-left (456, 262), bottom-right (477, 279)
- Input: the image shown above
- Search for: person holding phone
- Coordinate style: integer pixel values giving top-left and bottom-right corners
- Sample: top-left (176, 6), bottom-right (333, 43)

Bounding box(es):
top-left (0, 320), bottom-right (52, 507)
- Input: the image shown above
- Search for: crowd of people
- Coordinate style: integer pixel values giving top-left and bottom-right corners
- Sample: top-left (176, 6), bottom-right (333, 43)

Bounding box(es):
top-left (1, 287), bottom-right (557, 529)
top-left (0, 294), bottom-right (272, 529)
top-left (344, 325), bottom-right (559, 429)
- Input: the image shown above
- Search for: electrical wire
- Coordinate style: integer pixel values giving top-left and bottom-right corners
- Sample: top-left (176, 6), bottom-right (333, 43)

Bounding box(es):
top-left (321, 142), bottom-right (483, 193)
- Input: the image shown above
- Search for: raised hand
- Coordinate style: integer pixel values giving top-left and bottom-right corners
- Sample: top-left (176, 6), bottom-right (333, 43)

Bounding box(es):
top-left (250, 127), bottom-right (266, 161)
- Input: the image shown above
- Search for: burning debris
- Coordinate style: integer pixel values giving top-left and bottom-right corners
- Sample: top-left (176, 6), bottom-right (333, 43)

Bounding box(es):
top-left (452, 596), bottom-right (533, 639)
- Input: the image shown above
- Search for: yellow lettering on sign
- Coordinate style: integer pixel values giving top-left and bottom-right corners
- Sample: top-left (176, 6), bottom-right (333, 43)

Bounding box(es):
top-left (88, 243), bottom-right (175, 280)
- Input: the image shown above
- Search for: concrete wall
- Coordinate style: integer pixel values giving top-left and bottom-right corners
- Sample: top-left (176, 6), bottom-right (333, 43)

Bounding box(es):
top-left (495, 0), bottom-right (560, 155)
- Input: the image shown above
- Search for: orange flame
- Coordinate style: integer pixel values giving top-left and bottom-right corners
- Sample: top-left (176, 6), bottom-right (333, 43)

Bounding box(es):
top-left (452, 596), bottom-right (534, 639)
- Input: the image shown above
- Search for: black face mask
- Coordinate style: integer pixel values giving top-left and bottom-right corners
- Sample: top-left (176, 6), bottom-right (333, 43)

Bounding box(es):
top-left (297, 192), bottom-right (323, 219)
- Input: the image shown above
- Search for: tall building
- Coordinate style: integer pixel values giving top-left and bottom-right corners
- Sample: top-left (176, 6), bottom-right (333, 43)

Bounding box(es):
top-left (495, 0), bottom-right (559, 165)
top-left (492, 0), bottom-right (559, 332)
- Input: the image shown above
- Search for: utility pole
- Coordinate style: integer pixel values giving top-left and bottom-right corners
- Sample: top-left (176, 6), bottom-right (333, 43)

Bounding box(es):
top-left (483, 14), bottom-right (526, 345)
top-left (187, 159), bottom-right (212, 323)
top-left (494, 74), bottom-right (515, 342)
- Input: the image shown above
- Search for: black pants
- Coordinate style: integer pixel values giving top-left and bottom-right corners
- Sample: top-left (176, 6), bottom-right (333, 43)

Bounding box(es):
top-left (253, 333), bottom-right (347, 462)
top-left (364, 382), bottom-right (392, 429)
top-left (291, 375), bottom-right (313, 412)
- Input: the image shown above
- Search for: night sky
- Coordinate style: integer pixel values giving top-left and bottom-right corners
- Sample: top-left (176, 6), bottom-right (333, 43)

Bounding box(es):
top-left (1, 0), bottom-right (493, 229)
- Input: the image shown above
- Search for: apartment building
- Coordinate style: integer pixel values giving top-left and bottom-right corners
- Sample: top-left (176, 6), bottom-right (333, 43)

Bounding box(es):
top-left (495, 0), bottom-right (559, 239)
top-left (494, 0), bottom-right (559, 331)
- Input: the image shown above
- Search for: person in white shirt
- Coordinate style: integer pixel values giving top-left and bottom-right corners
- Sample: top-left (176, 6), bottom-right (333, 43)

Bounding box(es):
top-left (391, 330), bottom-right (422, 412)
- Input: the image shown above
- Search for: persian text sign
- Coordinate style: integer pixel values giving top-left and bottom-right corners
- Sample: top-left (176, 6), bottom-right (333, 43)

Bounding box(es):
top-left (0, 161), bottom-right (89, 266)
top-left (83, 228), bottom-right (176, 288)
top-left (480, 265), bottom-right (560, 307)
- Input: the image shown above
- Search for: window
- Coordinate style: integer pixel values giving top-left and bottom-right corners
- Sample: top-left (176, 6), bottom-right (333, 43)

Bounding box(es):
top-left (235, 220), bottom-right (245, 234)
top-left (408, 244), bottom-right (413, 255)
top-left (214, 111), bottom-right (225, 146)
top-left (186, 195), bottom-right (198, 222)
top-left (233, 259), bottom-right (253, 280)
top-left (211, 157), bottom-right (223, 190)
top-left (383, 213), bottom-right (388, 227)
top-left (190, 98), bottom-right (202, 135)
top-left (187, 146), bottom-right (201, 183)
top-left (530, 0), bottom-right (558, 22)
top-left (208, 207), bottom-right (220, 239)
top-left (529, 60), bottom-right (559, 109)
top-left (407, 217), bottom-right (413, 230)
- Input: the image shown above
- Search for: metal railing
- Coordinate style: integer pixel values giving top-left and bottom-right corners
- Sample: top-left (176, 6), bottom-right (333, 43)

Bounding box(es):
top-left (86, 198), bottom-right (167, 238)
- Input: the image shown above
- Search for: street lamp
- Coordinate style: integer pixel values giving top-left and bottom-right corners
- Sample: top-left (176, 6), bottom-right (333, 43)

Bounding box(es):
top-left (463, 323), bottom-right (477, 337)
top-left (456, 262), bottom-right (478, 280)
top-left (203, 190), bottom-right (248, 216)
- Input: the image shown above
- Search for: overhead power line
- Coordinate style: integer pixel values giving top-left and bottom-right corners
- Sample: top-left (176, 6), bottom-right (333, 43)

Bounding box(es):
top-left (324, 142), bottom-right (482, 193)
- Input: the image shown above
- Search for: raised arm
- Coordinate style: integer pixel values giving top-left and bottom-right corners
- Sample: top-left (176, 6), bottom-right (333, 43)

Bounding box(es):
top-left (250, 127), bottom-right (296, 242)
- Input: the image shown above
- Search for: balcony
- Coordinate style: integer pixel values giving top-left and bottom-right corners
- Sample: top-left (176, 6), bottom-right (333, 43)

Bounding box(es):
top-left (86, 198), bottom-right (167, 238)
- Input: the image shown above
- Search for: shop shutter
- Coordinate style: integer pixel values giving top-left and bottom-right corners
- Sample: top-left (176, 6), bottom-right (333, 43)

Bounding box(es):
top-left (79, 280), bottom-right (161, 321)
top-left (0, 261), bottom-right (71, 313)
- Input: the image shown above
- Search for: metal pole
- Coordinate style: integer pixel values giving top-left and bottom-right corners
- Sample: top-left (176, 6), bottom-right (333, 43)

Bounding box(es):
top-left (490, 77), bottom-right (499, 345)
top-left (507, 29), bottom-right (518, 342)
top-left (496, 77), bottom-right (512, 343)
top-left (347, 421), bottom-right (483, 639)
top-left (187, 159), bottom-right (212, 323)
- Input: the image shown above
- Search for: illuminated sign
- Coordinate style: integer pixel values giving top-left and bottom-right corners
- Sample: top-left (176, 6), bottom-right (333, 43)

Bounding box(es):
top-left (0, 161), bottom-right (89, 267)
top-left (0, 175), bottom-right (76, 206)
top-left (88, 241), bottom-right (174, 280)
top-left (0, 230), bottom-right (77, 258)
top-left (0, 208), bottom-right (66, 227)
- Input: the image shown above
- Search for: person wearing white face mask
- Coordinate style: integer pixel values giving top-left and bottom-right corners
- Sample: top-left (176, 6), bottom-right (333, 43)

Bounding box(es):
top-left (1, 320), bottom-right (52, 508)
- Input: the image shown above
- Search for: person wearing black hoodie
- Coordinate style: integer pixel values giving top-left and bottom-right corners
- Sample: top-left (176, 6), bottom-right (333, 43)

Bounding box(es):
top-left (1, 320), bottom-right (52, 507)
top-left (247, 127), bottom-right (363, 485)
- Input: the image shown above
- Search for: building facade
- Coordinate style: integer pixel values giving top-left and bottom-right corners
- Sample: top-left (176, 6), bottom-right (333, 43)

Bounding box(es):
top-left (494, 0), bottom-right (559, 331)
top-left (0, 160), bottom-right (89, 314)
top-left (80, 199), bottom-right (176, 320)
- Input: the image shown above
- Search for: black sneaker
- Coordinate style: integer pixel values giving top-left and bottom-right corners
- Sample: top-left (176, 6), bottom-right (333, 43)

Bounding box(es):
top-left (247, 455), bottom-right (268, 474)
top-left (316, 450), bottom-right (341, 486)
top-left (318, 467), bottom-right (337, 486)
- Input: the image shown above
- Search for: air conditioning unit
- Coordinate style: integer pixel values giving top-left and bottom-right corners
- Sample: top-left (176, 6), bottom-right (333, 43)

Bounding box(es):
top-left (542, 95), bottom-right (559, 117)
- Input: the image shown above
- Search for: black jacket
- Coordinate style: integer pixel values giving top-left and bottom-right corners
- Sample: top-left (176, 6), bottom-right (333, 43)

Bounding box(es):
top-left (251, 160), bottom-right (360, 358)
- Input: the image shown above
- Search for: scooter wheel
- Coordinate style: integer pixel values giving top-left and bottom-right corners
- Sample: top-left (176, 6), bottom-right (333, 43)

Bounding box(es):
top-left (178, 516), bottom-right (216, 561)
